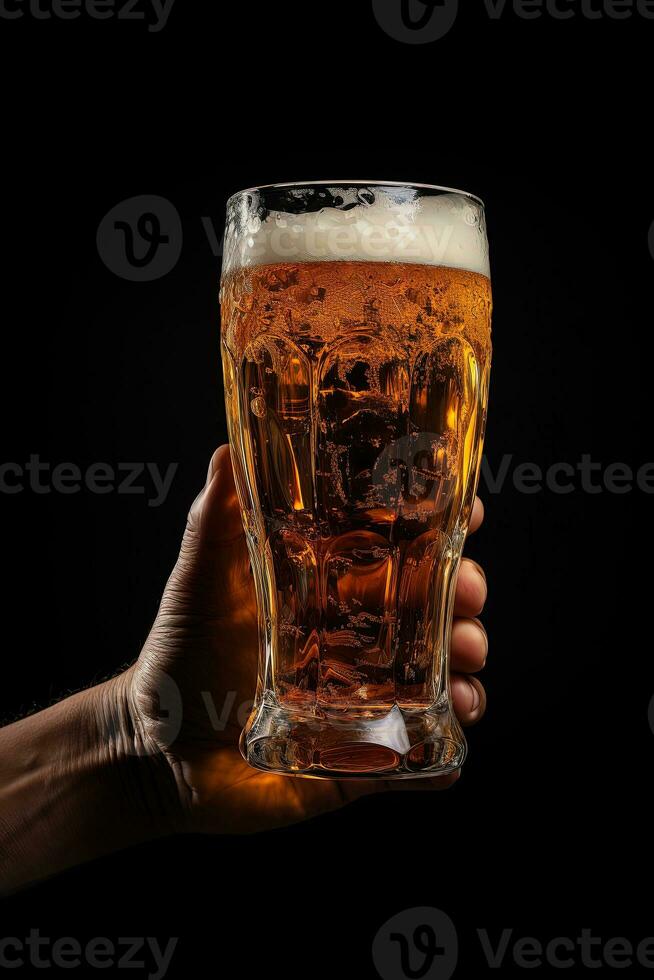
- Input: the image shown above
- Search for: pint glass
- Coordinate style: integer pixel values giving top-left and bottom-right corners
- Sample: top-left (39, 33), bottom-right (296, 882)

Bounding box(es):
top-left (220, 181), bottom-right (491, 779)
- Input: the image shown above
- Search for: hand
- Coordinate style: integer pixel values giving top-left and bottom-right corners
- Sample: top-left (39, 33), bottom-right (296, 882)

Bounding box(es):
top-left (0, 444), bottom-right (489, 892)
top-left (127, 446), bottom-right (489, 835)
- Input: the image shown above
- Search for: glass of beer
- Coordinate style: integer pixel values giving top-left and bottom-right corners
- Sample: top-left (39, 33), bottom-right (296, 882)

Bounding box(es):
top-left (220, 181), bottom-right (491, 779)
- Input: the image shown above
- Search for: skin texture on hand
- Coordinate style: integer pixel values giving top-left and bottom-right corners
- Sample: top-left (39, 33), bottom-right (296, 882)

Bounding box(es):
top-left (0, 445), bottom-right (488, 892)
top-left (128, 445), bottom-right (489, 835)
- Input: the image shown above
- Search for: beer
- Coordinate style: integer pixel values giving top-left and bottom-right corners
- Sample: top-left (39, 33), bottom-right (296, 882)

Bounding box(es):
top-left (221, 183), bottom-right (492, 777)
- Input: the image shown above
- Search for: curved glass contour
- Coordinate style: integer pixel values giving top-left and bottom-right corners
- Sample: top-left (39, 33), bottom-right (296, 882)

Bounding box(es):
top-left (220, 181), bottom-right (492, 778)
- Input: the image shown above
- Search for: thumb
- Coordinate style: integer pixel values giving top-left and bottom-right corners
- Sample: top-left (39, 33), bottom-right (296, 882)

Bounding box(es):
top-left (161, 445), bottom-right (252, 620)
top-left (187, 444), bottom-right (243, 543)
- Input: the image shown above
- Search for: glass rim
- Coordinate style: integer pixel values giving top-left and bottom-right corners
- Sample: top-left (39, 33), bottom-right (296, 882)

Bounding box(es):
top-left (227, 180), bottom-right (485, 209)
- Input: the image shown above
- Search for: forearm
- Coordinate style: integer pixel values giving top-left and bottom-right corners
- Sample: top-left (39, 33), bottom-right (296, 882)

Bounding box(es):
top-left (0, 669), bottom-right (178, 894)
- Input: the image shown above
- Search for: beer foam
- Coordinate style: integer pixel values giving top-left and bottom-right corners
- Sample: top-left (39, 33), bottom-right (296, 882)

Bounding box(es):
top-left (223, 185), bottom-right (490, 279)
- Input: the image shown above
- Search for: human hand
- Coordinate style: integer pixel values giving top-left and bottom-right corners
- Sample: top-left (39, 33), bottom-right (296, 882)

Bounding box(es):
top-left (0, 445), bottom-right (489, 892)
top-left (127, 446), bottom-right (489, 834)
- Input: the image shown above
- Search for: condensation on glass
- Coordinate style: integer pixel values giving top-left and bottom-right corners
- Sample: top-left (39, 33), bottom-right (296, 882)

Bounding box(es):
top-left (220, 181), bottom-right (492, 778)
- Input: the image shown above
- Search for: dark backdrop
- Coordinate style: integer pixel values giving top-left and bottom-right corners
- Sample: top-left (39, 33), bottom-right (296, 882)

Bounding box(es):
top-left (1, 2), bottom-right (652, 977)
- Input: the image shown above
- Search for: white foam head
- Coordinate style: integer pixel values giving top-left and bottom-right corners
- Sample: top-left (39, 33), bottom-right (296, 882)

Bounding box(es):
top-left (223, 183), bottom-right (490, 279)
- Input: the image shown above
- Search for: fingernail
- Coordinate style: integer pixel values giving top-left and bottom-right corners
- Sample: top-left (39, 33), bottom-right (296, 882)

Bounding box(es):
top-left (469, 682), bottom-right (481, 713)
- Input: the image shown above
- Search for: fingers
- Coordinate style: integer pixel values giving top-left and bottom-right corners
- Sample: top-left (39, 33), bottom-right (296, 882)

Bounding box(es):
top-left (452, 556), bottom-right (488, 670)
top-left (467, 496), bottom-right (484, 536)
top-left (161, 445), bottom-right (250, 620)
top-left (188, 444), bottom-right (243, 546)
top-left (172, 450), bottom-right (490, 710)
top-left (451, 617), bottom-right (488, 673)
top-left (454, 558), bottom-right (487, 617)
top-left (383, 664), bottom-right (488, 789)
top-left (363, 637), bottom-right (489, 793)
top-left (450, 543), bottom-right (488, 726)
top-left (450, 615), bottom-right (488, 725)
top-left (369, 607), bottom-right (489, 792)
top-left (451, 674), bottom-right (486, 726)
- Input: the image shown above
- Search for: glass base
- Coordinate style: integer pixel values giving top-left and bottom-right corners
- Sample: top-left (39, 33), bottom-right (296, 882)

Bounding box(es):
top-left (240, 694), bottom-right (466, 780)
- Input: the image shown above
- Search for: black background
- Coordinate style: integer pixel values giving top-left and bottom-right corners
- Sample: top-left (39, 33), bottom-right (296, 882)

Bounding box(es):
top-left (1, 1), bottom-right (653, 976)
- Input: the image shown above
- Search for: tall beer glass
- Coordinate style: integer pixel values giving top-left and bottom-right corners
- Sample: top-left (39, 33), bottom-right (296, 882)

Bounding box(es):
top-left (220, 181), bottom-right (491, 779)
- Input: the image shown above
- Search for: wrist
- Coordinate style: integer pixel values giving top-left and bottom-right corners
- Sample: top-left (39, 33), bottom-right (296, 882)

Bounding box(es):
top-left (83, 667), bottom-right (186, 841)
top-left (0, 669), bottom-right (184, 893)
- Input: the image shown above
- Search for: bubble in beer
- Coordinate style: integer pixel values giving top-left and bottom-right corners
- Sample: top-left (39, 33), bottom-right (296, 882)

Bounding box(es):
top-left (250, 395), bottom-right (267, 418)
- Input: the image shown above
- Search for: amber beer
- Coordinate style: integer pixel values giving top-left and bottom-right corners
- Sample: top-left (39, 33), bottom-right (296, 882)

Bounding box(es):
top-left (221, 183), bottom-right (492, 778)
